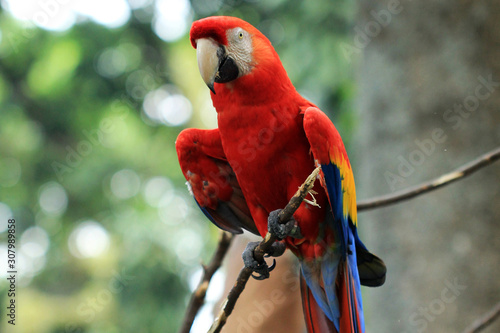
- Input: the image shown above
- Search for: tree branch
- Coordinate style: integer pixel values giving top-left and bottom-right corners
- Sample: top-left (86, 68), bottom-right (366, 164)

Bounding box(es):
top-left (462, 302), bottom-right (500, 333)
top-left (357, 147), bottom-right (500, 211)
top-left (178, 231), bottom-right (234, 333)
top-left (207, 166), bottom-right (321, 333)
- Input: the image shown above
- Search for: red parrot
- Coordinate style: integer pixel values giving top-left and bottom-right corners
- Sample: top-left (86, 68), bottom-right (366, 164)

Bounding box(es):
top-left (176, 16), bottom-right (386, 333)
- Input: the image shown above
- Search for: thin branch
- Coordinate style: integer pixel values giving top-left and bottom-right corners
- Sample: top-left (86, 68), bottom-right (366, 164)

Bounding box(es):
top-left (207, 166), bottom-right (321, 333)
top-left (178, 231), bottom-right (234, 333)
top-left (462, 302), bottom-right (500, 333)
top-left (357, 147), bottom-right (500, 211)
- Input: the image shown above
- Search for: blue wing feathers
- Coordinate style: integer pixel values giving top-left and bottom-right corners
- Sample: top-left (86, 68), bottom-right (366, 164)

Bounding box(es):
top-left (347, 230), bottom-right (365, 332)
top-left (194, 200), bottom-right (241, 233)
top-left (321, 163), bottom-right (349, 256)
top-left (194, 199), bottom-right (256, 234)
top-left (318, 161), bottom-right (365, 332)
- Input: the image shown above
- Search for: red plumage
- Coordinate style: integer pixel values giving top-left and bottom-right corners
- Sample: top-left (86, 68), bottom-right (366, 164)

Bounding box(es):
top-left (177, 16), bottom-right (385, 333)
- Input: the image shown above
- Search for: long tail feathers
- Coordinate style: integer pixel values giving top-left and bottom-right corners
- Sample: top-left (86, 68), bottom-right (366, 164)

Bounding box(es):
top-left (338, 261), bottom-right (364, 333)
top-left (300, 271), bottom-right (338, 333)
top-left (301, 259), bottom-right (365, 333)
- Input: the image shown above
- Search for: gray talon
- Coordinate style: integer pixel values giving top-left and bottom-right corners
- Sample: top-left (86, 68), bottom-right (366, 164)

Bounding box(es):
top-left (268, 209), bottom-right (302, 240)
top-left (243, 241), bottom-right (270, 280)
top-left (242, 241), bottom-right (286, 280)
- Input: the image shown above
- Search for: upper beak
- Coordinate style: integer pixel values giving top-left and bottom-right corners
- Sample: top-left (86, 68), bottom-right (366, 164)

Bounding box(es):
top-left (196, 38), bottom-right (220, 94)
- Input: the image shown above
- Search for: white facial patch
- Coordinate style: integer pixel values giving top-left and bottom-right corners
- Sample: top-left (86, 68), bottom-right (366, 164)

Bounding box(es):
top-left (225, 27), bottom-right (254, 77)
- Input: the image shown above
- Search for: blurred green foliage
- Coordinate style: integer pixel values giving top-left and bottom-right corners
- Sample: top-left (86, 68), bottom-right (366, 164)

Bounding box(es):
top-left (0, 0), bottom-right (356, 332)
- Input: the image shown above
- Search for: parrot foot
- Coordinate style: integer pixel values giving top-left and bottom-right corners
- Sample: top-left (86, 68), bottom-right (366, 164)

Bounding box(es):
top-left (268, 209), bottom-right (303, 240)
top-left (242, 241), bottom-right (286, 280)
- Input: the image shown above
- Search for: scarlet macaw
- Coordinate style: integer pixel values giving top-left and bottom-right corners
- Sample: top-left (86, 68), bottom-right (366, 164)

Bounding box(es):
top-left (176, 16), bottom-right (386, 333)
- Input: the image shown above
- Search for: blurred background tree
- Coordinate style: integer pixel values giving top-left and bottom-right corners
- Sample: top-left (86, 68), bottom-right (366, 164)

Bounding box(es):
top-left (0, 1), bottom-right (357, 332)
top-left (0, 0), bottom-right (498, 333)
top-left (355, 1), bottom-right (500, 332)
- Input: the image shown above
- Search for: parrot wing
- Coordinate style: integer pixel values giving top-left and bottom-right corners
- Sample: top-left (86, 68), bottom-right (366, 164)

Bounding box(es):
top-left (301, 107), bottom-right (385, 333)
top-left (302, 106), bottom-right (358, 255)
top-left (176, 128), bottom-right (258, 235)
top-left (302, 107), bottom-right (386, 286)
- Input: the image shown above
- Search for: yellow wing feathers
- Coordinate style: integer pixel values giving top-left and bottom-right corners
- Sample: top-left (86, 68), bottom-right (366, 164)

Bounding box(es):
top-left (329, 146), bottom-right (357, 226)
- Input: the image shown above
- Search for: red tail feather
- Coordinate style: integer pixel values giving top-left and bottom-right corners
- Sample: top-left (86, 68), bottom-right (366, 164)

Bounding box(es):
top-left (300, 263), bottom-right (364, 333)
top-left (338, 263), bottom-right (364, 333)
top-left (300, 272), bottom-right (338, 333)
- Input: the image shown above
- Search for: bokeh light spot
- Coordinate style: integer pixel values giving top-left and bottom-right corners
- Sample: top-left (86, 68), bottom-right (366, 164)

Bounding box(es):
top-left (75, 0), bottom-right (131, 28)
top-left (3, 0), bottom-right (131, 30)
top-left (39, 182), bottom-right (68, 216)
top-left (129, 0), bottom-right (154, 10)
top-left (159, 94), bottom-right (193, 126)
top-left (110, 169), bottom-right (141, 200)
top-left (21, 226), bottom-right (50, 258)
top-left (97, 48), bottom-right (127, 78)
top-left (174, 228), bottom-right (202, 263)
top-left (143, 85), bottom-right (192, 126)
top-left (153, 0), bottom-right (192, 42)
top-left (68, 221), bottom-right (110, 258)
top-left (158, 193), bottom-right (188, 225)
top-left (143, 176), bottom-right (174, 207)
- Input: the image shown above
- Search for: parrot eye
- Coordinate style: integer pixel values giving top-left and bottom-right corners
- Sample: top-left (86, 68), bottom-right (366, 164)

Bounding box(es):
top-left (238, 32), bottom-right (244, 39)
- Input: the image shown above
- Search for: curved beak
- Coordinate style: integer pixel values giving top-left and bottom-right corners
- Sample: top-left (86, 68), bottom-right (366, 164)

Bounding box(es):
top-left (196, 38), bottom-right (220, 94)
top-left (195, 38), bottom-right (240, 95)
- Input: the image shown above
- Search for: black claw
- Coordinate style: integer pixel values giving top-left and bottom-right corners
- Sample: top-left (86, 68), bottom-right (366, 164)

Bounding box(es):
top-left (250, 258), bottom-right (276, 280)
top-left (249, 264), bottom-right (271, 280)
top-left (268, 259), bottom-right (276, 272)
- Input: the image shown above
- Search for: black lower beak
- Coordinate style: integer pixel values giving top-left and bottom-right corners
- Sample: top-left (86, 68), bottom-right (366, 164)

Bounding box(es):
top-left (215, 56), bottom-right (239, 84)
top-left (214, 46), bottom-right (239, 85)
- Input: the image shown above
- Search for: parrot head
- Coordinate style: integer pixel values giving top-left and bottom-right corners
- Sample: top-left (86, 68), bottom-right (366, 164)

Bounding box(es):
top-left (190, 16), bottom-right (293, 98)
